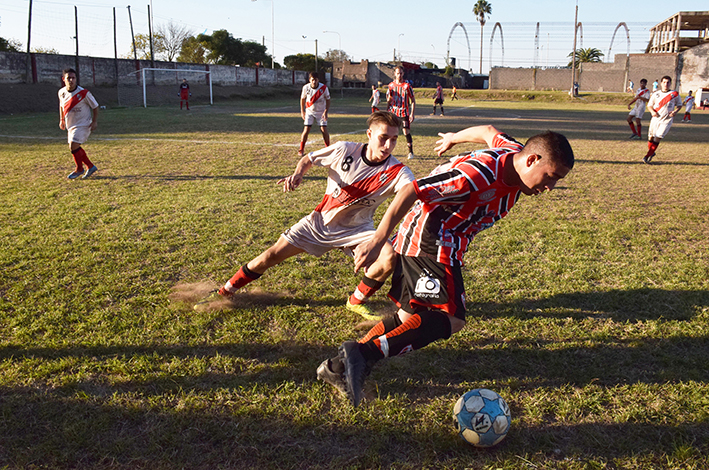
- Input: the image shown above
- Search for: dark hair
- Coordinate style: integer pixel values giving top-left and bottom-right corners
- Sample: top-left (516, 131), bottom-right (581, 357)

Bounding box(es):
top-left (524, 131), bottom-right (574, 170)
top-left (366, 110), bottom-right (401, 130)
top-left (640, 79), bottom-right (647, 84)
top-left (308, 71), bottom-right (318, 79)
top-left (661, 75), bottom-right (672, 83)
top-left (62, 68), bottom-right (76, 77)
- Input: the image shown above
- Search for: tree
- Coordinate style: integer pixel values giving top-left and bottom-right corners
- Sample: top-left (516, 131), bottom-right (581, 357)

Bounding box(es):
top-left (323, 49), bottom-right (349, 63)
top-left (155, 21), bottom-right (193, 62)
top-left (567, 47), bottom-right (604, 69)
top-left (31, 46), bottom-right (59, 54)
top-left (473, 0), bottom-right (492, 74)
top-left (130, 32), bottom-right (166, 61)
top-left (0, 37), bottom-right (21, 52)
top-left (195, 30), bottom-right (272, 66)
top-left (284, 53), bottom-right (318, 71)
top-left (178, 36), bottom-right (207, 64)
top-left (423, 62), bottom-right (439, 70)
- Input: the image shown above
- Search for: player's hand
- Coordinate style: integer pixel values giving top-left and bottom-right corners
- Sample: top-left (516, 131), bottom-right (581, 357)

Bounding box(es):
top-left (278, 174), bottom-right (302, 192)
top-left (627, 104), bottom-right (632, 110)
top-left (90, 121), bottom-right (98, 131)
top-left (434, 132), bottom-right (456, 156)
top-left (59, 121), bottom-right (66, 131)
top-left (353, 240), bottom-right (384, 273)
top-left (409, 114), bottom-right (415, 124)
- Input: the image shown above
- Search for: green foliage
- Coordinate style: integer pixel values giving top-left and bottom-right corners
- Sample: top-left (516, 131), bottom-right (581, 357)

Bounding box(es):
top-left (194, 29), bottom-right (272, 67)
top-left (31, 46), bottom-right (59, 54)
top-left (568, 47), bottom-right (605, 68)
top-left (423, 61), bottom-right (440, 70)
top-left (473, 0), bottom-right (492, 26)
top-left (322, 49), bottom-right (349, 63)
top-left (0, 36), bottom-right (21, 52)
top-left (130, 32), bottom-right (167, 61)
top-left (443, 65), bottom-right (455, 77)
top-left (177, 36), bottom-right (207, 64)
top-left (284, 53), bottom-right (318, 72)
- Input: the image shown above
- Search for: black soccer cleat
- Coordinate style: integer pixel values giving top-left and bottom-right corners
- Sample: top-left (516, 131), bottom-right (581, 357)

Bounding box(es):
top-left (316, 358), bottom-right (347, 395)
top-left (339, 341), bottom-right (367, 407)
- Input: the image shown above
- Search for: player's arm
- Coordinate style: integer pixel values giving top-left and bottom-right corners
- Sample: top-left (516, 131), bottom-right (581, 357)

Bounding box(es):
top-left (434, 125), bottom-right (502, 156)
top-left (353, 182), bottom-right (418, 273)
top-left (409, 88), bottom-right (416, 122)
top-left (90, 106), bottom-right (99, 131)
top-left (59, 107), bottom-right (66, 131)
top-left (300, 97), bottom-right (306, 120)
top-left (627, 97), bottom-right (637, 109)
top-left (278, 154), bottom-right (313, 192)
top-left (323, 98), bottom-right (330, 119)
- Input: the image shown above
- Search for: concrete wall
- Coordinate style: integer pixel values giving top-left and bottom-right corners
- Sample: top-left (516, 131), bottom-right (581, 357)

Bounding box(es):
top-left (490, 51), bottom-right (689, 92)
top-left (0, 51), bottom-right (308, 87)
top-left (678, 42), bottom-right (709, 94)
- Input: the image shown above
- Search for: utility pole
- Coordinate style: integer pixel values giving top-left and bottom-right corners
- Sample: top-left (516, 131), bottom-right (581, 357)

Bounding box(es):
top-left (314, 39), bottom-right (318, 75)
top-left (74, 6), bottom-right (80, 83)
top-left (127, 6), bottom-right (137, 61)
top-left (147, 4), bottom-right (154, 67)
top-left (26, 0), bottom-right (33, 83)
top-left (570, 3), bottom-right (578, 97)
top-left (113, 7), bottom-right (119, 87)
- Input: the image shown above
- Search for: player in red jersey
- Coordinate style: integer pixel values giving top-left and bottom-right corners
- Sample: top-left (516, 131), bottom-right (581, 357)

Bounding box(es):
top-left (626, 79), bottom-right (649, 139)
top-left (179, 78), bottom-right (191, 110)
top-left (195, 112), bottom-right (415, 323)
top-left (387, 66), bottom-right (416, 159)
top-left (431, 82), bottom-right (444, 116)
top-left (319, 125), bottom-right (574, 407)
top-left (299, 72), bottom-right (331, 157)
top-left (58, 68), bottom-right (100, 179)
top-left (644, 76), bottom-right (682, 164)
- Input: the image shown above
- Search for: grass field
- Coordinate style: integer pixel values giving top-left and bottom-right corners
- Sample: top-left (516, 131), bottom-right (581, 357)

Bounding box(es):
top-left (1, 93), bottom-right (708, 469)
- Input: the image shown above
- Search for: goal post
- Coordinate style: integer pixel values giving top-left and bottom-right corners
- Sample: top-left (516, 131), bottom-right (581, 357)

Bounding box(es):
top-left (118, 68), bottom-right (213, 108)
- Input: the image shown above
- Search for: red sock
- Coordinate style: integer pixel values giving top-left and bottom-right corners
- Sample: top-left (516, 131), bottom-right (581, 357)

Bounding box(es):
top-left (636, 123), bottom-right (642, 137)
top-left (646, 141), bottom-right (659, 157)
top-left (72, 147), bottom-right (93, 170)
top-left (349, 276), bottom-right (385, 305)
top-left (629, 122), bottom-right (637, 135)
top-left (685, 112), bottom-right (690, 120)
top-left (299, 141), bottom-right (305, 153)
top-left (70, 149), bottom-right (84, 172)
top-left (220, 264), bottom-right (262, 295)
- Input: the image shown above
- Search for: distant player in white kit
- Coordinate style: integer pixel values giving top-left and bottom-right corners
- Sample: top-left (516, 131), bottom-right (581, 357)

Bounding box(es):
top-left (58, 68), bottom-right (99, 179)
top-left (644, 76), bottom-right (682, 164)
top-left (369, 85), bottom-right (380, 113)
top-left (626, 78), bottom-right (649, 139)
top-left (298, 72), bottom-right (331, 157)
top-left (195, 111), bottom-right (415, 322)
top-left (681, 91), bottom-right (694, 122)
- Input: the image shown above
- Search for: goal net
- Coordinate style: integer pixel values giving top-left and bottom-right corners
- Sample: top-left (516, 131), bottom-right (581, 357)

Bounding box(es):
top-left (117, 68), bottom-right (213, 108)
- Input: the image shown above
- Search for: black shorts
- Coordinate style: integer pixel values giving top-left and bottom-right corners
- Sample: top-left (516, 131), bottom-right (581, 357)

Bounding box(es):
top-left (388, 255), bottom-right (466, 320)
top-left (434, 98), bottom-right (444, 105)
top-left (400, 114), bottom-right (411, 129)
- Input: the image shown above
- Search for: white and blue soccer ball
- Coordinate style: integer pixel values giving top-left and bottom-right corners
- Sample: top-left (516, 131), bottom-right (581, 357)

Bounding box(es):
top-left (453, 388), bottom-right (511, 447)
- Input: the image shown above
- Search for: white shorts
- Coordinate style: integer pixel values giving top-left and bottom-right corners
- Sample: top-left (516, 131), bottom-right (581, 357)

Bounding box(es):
top-left (68, 126), bottom-right (92, 144)
top-left (648, 116), bottom-right (673, 140)
top-left (304, 110), bottom-right (327, 127)
top-left (282, 212), bottom-right (374, 257)
top-left (629, 104), bottom-right (646, 119)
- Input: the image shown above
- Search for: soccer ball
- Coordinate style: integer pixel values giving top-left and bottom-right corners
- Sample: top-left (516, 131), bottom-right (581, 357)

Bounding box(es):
top-left (453, 388), bottom-right (511, 447)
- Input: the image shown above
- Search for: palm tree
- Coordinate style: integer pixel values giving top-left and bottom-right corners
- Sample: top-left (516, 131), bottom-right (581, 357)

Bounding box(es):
top-left (473, 0), bottom-right (492, 74)
top-left (567, 47), bottom-right (604, 69)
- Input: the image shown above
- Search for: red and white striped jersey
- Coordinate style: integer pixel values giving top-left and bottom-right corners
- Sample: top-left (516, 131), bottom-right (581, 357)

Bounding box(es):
top-left (301, 83), bottom-right (330, 114)
top-left (58, 85), bottom-right (99, 130)
top-left (394, 133), bottom-right (523, 265)
top-left (309, 141), bottom-right (415, 228)
top-left (648, 89), bottom-right (681, 120)
top-left (387, 81), bottom-right (414, 117)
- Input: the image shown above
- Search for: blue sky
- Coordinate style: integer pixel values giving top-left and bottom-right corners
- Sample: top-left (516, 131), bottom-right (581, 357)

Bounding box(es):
top-left (1, 1), bottom-right (706, 73)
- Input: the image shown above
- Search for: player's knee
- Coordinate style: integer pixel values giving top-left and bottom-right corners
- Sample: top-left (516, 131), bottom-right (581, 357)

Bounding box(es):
top-left (449, 316), bottom-right (466, 335)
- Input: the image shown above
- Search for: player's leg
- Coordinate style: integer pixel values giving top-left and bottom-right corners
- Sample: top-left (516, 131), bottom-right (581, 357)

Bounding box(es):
top-left (319, 125), bottom-right (330, 147)
top-left (403, 118), bottom-right (414, 159)
top-left (644, 137), bottom-right (661, 163)
top-left (299, 125), bottom-right (312, 156)
top-left (219, 235), bottom-right (305, 297)
top-left (68, 131), bottom-right (97, 179)
top-left (346, 241), bottom-right (396, 320)
top-left (626, 114), bottom-right (637, 138)
top-left (635, 118), bottom-right (642, 139)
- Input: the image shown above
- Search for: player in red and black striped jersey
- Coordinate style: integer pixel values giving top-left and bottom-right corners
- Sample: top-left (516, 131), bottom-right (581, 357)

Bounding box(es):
top-left (324, 125), bottom-right (574, 406)
top-left (387, 66), bottom-right (416, 159)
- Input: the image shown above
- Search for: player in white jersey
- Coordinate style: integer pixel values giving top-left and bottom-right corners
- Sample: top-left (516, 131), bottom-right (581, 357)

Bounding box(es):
top-left (298, 72), bottom-right (331, 157)
top-left (644, 76), bottom-right (682, 164)
top-left (369, 85), bottom-right (380, 113)
top-left (681, 91), bottom-right (694, 122)
top-left (626, 79), bottom-right (649, 139)
top-left (58, 68), bottom-right (100, 179)
top-left (195, 111), bottom-right (415, 322)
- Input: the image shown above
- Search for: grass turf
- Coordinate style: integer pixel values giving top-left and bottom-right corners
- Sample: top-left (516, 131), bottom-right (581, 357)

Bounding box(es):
top-left (1, 93), bottom-right (708, 469)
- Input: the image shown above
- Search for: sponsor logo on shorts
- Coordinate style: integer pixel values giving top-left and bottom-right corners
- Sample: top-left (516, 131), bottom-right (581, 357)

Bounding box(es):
top-left (415, 274), bottom-right (441, 298)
